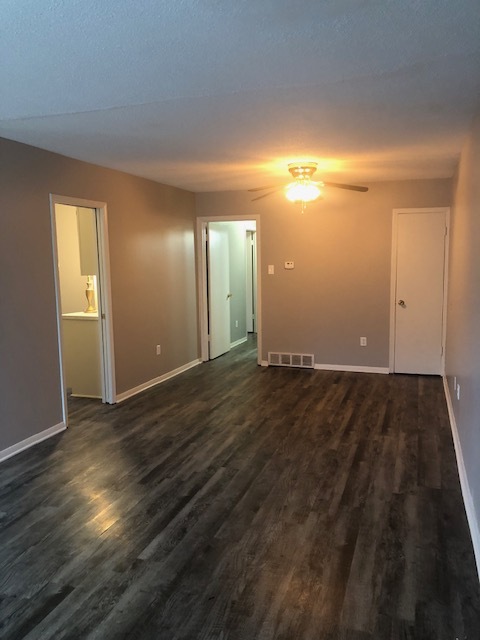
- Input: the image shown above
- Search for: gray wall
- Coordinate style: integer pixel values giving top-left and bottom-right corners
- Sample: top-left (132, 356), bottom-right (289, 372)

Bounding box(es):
top-left (196, 179), bottom-right (451, 366)
top-left (0, 137), bottom-right (197, 452)
top-left (445, 111), bottom-right (480, 529)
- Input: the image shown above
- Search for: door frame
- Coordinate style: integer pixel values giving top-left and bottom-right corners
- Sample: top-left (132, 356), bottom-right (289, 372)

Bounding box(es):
top-left (196, 215), bottom-right (262, 365)
top-left (50, 194), bottom-right (116, 424)
top-left (389, 207), bottom-right (450, 373)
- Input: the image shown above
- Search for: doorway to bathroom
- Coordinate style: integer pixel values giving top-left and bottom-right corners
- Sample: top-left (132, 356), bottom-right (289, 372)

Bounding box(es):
top-left (51, 195), bottom-right (116, 424)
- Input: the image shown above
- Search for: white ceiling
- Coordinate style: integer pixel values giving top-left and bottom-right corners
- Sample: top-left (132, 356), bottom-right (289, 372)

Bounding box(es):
top-left (1, 0), bottom-right (480, 192)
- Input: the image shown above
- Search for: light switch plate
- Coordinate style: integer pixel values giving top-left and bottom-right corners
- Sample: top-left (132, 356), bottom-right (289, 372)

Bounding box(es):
top-left (268, 265), bottom-right (274, 275)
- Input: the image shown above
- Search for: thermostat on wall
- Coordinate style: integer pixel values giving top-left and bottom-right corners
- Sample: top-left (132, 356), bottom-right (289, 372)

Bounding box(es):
top-left (284, 261), bottom-right (294, 270)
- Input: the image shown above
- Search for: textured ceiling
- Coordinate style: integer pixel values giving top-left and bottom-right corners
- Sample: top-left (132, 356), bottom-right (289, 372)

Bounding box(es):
top-left (1, 0), bottom-right (480, 191)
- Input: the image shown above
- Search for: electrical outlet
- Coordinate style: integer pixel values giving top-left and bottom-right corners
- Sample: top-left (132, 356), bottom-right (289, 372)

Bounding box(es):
top-left (456, 384), bottom-right (460, 401)
top-left (235, 320), bottom-right (239, 328)
top-left (360, 337), bottom-right (367, 347)
top-left (156, 344), bottom-right (161, 355)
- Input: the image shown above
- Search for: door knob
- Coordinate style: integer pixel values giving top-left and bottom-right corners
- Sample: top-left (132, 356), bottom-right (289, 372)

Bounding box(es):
top-left (398, 299), bottom-right (406, 307)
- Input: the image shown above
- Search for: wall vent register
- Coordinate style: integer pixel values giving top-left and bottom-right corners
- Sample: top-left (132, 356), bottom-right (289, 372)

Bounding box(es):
top-left (268, 352), bottom-right (314, 369)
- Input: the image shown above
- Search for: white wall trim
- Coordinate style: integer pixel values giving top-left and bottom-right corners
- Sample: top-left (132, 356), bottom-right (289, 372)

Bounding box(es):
top-left (230, 336), bottom-right (248, 349)
top-left (314, 363), bottom-right (390, 374)
top-left (71, 394), bottom-right (102, 399)
top-left (443, 376), bottom-right (480, 581)
top-left (116, 359), bottom-right (202, 403)
top-left (261, 361), bottom-right (388, 373)
top-left (0, 422), bottom-right (66, 464)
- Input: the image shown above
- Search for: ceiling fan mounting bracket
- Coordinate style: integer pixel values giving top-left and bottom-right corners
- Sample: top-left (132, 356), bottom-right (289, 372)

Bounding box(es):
top-left (288, 162), bottom-right (318, 180)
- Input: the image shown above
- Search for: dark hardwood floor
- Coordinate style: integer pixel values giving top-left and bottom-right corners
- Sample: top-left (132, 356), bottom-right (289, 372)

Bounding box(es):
top-left (1, 337), bottom-right (479, 639)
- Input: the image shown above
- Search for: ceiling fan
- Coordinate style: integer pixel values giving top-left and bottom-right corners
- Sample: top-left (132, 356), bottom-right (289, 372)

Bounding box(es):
top-left (249, 162), bottom-right (368, 206)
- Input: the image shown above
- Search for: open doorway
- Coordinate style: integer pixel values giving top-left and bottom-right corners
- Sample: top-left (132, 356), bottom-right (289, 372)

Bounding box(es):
top-left (51, 195), bottom-right (116, 423)
top-left (197, 216), bottom-right (261, 364)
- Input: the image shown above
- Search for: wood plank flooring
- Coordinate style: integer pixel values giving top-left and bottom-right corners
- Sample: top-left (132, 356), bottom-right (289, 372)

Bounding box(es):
top-left (1, 336), bottom-right (479, 639)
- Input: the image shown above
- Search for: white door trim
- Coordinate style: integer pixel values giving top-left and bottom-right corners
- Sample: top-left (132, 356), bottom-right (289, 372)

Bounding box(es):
top-left (196, 215), bottom-right (262, 365)
top-left (50, 194), bottom-right (116, 424)
top-left (389, 207), bottom-right (450, 374)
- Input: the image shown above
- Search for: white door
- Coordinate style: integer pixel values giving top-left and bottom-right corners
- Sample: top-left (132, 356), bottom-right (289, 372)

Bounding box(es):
top-left (246, 230), bottom-right (256, 333)
top-left (393, 209), bottom-right (447, 374)
top-left (208, 222), bottom-right (231, 359)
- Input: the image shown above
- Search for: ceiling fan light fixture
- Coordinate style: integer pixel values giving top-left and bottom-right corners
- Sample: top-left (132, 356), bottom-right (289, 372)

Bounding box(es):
top-left (285, 181), bottom-right (321, 203)
top-left (249, 160), bottom-right (367, 205)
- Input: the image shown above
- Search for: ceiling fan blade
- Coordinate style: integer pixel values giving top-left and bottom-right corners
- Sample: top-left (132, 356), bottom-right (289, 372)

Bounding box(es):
top-left (248, 185), bottom-right (277, 192)
top-left (323, 181), bottom-right (369, 192)
top-left (251, 190), bottom-right (280, 201)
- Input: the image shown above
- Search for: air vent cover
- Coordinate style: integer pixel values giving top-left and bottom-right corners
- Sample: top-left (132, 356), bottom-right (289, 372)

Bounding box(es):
top-left (268, 352), bottom-right (314, 369)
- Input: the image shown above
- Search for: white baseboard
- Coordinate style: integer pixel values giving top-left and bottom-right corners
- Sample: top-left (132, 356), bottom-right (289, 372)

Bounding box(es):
top-left (230, 336), bottom-right (248, 349)
top-left (443, 376), bottom-right (480, 581)
top-left (116, 359), bottom-right (202, 403)
top-left (260, 360), bottom-right (269, 367)
top-left (0, 422), bottom-right (66, 464)
top-left (314, 363), bottom-right (390, 374)
top-left (261, 360), bottom-right (388, 374)
top-left (71, 394), bottom-right (102, 399)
